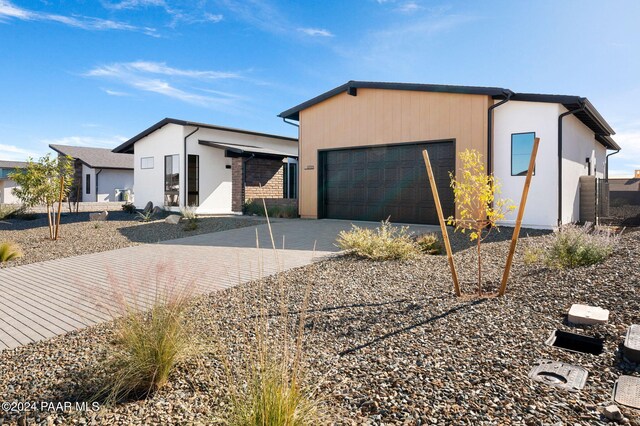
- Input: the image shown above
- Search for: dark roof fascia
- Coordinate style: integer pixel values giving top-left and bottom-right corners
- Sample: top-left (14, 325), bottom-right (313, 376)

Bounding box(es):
top-left (278, 80), bottom-right (510, 120)
top-left (595, 134), bottom-right (621, 150)
top-left (49, 145), bottom-right (133, 170)
top-left (278, 82), bottom-right (617, 146)
top-left (198, 140), bottom-right (297, 160)
top-left (113, 118), bottom-right (298, 154)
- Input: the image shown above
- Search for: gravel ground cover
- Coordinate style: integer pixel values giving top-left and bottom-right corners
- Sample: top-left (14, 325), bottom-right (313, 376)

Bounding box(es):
top-left (0, 211), bottom-right (265, 267)
top-left (0, 227), bottom-right (639, 425)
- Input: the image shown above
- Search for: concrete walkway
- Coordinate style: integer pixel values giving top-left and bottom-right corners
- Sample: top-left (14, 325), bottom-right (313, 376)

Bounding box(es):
top-left (0, 219), bottom-right (438, 351)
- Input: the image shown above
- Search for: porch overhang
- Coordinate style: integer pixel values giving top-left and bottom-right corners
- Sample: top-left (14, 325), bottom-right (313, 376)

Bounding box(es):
top-left (198, 140), bottom-right (298, 160)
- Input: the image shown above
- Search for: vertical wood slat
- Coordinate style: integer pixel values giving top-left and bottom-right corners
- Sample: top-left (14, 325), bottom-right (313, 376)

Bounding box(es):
top-left (499, 137), bottom-right (540, 296)
top-left (422, 149), bottom-right (461, 297)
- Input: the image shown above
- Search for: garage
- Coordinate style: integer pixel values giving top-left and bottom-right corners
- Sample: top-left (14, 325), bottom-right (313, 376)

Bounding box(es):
top-left (318, 141), bottom-right (455, 224)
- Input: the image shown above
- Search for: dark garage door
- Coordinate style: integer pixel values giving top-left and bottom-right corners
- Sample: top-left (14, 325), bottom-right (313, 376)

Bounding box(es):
top-left (320, 141), bottom-right (455, 225)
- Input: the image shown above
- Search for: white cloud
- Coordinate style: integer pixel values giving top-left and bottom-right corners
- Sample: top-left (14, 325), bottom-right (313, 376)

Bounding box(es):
top-left (204, 13), bottom-right (223, 23)
top-left (298, 27), bottom-right (333, 37)
top-left (396, 2), bottom-right (421, 13)
top-left (43, 135), bottom-right (127, 149)
top-left (0, 143), bottom-right (40, 161)
top-left (103, 88), bottom-right (131, 96)
top-left (0, 0), bottom-right (158, 36)
top-left (101, 0), bottom-right (166, 10)
top-left (85, 61), bottom-right (243, 108)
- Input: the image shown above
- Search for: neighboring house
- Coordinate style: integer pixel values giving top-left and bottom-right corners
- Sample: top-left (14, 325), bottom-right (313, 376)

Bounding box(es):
top-left (0, 160), bottom-right (27, 204)
top-left (112, 118), bottom-right (298, 214)
top-left (49, 144), bottom-right (134, 202)
top-left (278, 81), bottom-right (620, 229)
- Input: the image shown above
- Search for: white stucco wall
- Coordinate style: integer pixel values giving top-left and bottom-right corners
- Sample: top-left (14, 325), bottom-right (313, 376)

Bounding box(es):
top-left (81, 164), bottom-right (96, 202)
top-left (131, 122), bottom-right (298, 214)
top-left (561, 111), bottom-right (606, 224)
top-left (133, 123), bottom-right (185, 210)
top-left (493, 101), bottom-right (561, 229)
top-left (96, 169), bottom-right (134, 202)
top-left (0, 179), bottom-right (20, 204)
top-left (493, 101), bottom-right (610, 229)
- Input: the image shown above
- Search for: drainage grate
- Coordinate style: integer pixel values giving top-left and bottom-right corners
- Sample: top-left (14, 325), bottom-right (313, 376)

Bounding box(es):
top-left (546, 329), bottom-right (604, 355)
top-left (529, 359), bottom-right (588, 392)
top-left (613, 375), bottom-right (640, 409)
top-left (623, 324), bottom-right (640, 363)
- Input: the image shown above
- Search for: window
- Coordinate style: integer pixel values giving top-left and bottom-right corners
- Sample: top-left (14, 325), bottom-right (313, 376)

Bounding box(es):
top-left (283, 158), bottom-right (298, 199)
top-left (164, 154), bottom-right (180, 207)
top-left (85, 174), bottom-right (91, 194)
top-left (187, 154), bottom-right (199, 206)
top-left (511, 132), bottom-right (536, 176)
top-left (140, 157), bottom-right (154, 169)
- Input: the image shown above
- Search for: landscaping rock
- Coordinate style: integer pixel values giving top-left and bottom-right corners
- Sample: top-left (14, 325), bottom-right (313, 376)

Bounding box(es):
top-left (89, 211), bottom-right (108, 222)
top-left (151, 206), bottom-right (163, 216)
top-left (165, 214), bottom-right (181, 225)
top-left (0, 227), bottom-right (638, 424)
top-left (143, 201), bottom-right (153, 214)
top-left (568, 303), bottom-right (609, 325)
top-left (623, 324), bottom-right (640, 363)
top-left (603, 404), bottom-right (624, 421)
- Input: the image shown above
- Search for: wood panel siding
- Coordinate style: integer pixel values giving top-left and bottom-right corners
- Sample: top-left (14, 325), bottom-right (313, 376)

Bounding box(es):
top-left (298, 88), bottom-right (491, 218)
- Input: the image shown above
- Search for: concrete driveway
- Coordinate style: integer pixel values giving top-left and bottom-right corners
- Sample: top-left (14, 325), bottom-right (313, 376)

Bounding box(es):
top-left (0, 218), bottom-right (439, 351)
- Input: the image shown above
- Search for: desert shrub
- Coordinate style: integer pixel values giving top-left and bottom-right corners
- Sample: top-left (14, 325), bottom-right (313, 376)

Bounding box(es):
top-left (523, 247), bottom-right (543, 266)
top-left (0, 205), bottom-right (21, 220)
top-left (181, 206), bottom-right (199, 231)
top-left (243, 199), bottom-right (298, 219)
top-left (545, 224), bottom-right (619, 269)
top-left (336, 219), bottom-right (419, 260)
top-left (122, 203), bottom-right (136, 214)
top-left (0, 242), bottom-right (23, 263)
top-left (415, 233), bottom-right (442, 255)
top-left (136, 210), bottom-right (154, 222)
top-left (99, 266), bottom-right (195, 401)
top-left (219, 219), bottom-right (322, 424)
top-left (230, 362), bottom-right (319, 426)
top-left (267, 205), bottom-right (298, 219)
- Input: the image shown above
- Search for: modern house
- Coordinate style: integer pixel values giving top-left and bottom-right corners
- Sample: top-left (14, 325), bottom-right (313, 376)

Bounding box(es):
top-left (0, 160), bottom-right (27, 204)
top-left (112, 118), bottom-right (298, 214)
top-left (278, 81), bottom-right (620, 229)
top-left (49, 145), bottom-right (134, 203)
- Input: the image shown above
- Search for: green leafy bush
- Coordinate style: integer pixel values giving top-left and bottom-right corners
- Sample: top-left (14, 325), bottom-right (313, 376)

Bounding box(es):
top-left (0, 242), bottom-right (23, 263)
top-left (336, 220), bottom-right (419, 260)
top-left (122, 203), bottom-right (136, 214)
top-left (415, 233), bottom-right (442, 255)
top-left (545, 224), bottom-right (619, 269)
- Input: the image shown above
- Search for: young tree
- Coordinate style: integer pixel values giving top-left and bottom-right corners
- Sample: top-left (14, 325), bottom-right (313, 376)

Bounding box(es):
top-left (447, 149), bottom-right (515, 296)
top-left (9, 154), bottom-right (74, 240)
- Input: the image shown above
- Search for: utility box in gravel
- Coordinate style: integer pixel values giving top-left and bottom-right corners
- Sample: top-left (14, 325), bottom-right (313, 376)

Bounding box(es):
top-left (165, 215), bottom-right (181, 225)
top-left (623, 324), bottom-right (640, 363)
top-left (89, 211), bottom-right (108, 221)
top-left (567, 304), bottom-right (609, 325)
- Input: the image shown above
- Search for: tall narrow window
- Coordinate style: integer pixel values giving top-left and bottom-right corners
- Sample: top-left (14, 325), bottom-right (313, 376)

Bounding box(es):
top-left (188, 154), bottom-right (199, 206)
top-left (511, 132), bottom-right (536, 176)
top-left (283, 158), bottom-right (298, 199)
top-left (85, 174), bottom-right (91, 194)
top-left (164, 154), bottom-right (180, 207)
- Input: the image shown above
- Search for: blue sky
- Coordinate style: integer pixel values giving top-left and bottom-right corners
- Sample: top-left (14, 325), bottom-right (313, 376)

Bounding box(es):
top-left (0, 0), bottom-right (638, 176)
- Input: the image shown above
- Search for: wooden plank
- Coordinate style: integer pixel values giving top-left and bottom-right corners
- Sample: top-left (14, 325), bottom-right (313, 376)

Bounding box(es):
top-left (422, 149), bottom-right (461, 296)
top-left (499, 137), bottom-right (540, 296)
